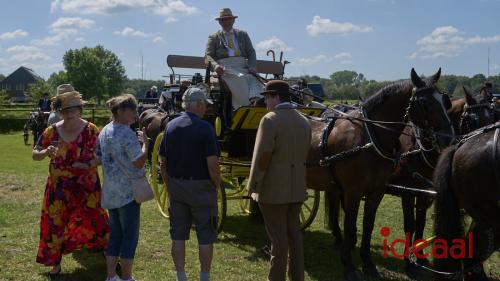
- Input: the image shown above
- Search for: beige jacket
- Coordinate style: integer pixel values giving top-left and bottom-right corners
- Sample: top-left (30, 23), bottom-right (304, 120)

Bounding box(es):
top-left (204, 29), bottom-right (256, 71)
top-left (247, 103), bottom-right (312, 204)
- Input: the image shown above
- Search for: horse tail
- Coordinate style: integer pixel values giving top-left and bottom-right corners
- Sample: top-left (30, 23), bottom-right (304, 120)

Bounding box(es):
top-left (432, 146), bottom-right (463, 278)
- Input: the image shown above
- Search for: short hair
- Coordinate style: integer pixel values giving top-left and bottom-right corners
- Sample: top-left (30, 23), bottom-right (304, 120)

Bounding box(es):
top-left (106, 94), bottom-right (137, 116)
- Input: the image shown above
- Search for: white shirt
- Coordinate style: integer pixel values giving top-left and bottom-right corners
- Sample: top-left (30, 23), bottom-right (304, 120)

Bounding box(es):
top-left (222, 29), bottom-right (241, 57)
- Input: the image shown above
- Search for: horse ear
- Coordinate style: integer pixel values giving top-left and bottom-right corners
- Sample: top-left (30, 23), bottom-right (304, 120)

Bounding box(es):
top-left (430, 67), bottom-right (442, 84)
top-left (411, 68), bottom-right (426, 88)
top-left (463, 86), bottom-right (475, 104)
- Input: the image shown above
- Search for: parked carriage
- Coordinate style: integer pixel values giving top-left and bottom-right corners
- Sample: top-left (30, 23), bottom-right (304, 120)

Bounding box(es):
top-left (23, 110), bottom-right (49, 145)
top-left (148, 55), bottom-right (325, 232)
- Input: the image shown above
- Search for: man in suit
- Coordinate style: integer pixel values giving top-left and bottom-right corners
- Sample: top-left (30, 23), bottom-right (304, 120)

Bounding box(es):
top-left (205, 8), bottom-right (262, 109)
top-left (247, 80), bottom-right (311, 281)
top-left (38, 93), bottom-right (51, 112)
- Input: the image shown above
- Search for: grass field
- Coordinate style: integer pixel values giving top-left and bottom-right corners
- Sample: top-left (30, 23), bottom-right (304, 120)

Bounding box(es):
top-left (0, 132), bottom-right (498, 281)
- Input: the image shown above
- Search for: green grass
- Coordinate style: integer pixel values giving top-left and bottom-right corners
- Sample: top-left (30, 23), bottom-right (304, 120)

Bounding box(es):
top-left (0, 132), bottom-right (498, 281)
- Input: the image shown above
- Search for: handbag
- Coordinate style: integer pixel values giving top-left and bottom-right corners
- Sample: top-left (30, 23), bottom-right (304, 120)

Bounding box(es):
top-left (107, 133), bottom-right (154, 204)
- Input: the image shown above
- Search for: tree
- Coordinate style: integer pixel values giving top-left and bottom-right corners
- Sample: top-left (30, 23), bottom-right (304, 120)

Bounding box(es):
top-left (330, 70), bottom-right (366, 87)
top-left (26, 80), bottom-right (51, 102)
top-left (93, 45), bottom-right (127, 97)
top-left (0, 74), bottom-right (5, 81)
top-left (63, 45), bottom-right (126, 104)
top-left (47, 71), bottom-right (68, 93)
top-left (0, 89), bottom-right (9, 104)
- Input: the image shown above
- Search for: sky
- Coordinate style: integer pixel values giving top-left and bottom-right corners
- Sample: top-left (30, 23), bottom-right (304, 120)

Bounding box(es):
top-left (0, 0), bottom-right (499, 82)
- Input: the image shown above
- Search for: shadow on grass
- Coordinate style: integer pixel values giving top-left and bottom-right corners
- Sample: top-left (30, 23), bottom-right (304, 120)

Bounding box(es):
top-left (39, 249), bottom-right (107, 281)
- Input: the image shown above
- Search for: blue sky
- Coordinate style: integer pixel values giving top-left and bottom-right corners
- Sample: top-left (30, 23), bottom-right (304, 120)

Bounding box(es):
top-left (1, 0), bottom-right (499, 81)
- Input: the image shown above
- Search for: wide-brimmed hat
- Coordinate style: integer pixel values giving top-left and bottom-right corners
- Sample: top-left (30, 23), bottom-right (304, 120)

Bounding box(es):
top-left (53, 84), bottom-right (87, 110)
top-left (182, 87), bottom-right (213, 104)
top-left (261, 80), bottom-right (290, 97)
top-left (215, 8), bottom-right (237, 20)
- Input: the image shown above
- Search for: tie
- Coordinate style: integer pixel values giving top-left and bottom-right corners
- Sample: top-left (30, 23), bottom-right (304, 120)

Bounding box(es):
top-left (225, 32), bottom-right (241, 57)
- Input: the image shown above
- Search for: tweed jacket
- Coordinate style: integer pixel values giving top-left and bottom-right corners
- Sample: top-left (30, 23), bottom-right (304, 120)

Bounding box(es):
top-left (204, 29), bottom-right (256, 71)
top-left (247, 103), bottom-right (312, 204)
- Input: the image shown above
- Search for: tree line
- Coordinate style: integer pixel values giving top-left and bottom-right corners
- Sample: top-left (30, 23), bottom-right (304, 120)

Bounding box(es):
top-left (290, 70), bottom-right (500, 101)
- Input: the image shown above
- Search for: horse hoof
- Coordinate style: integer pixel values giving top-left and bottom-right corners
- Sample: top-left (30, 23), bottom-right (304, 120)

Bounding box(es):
top-left (405, 263), bottom-right (424, 281)
top-left (345, 270), bottom-right (364, 281)
top-left (363, 266), bottom-right (380, 279)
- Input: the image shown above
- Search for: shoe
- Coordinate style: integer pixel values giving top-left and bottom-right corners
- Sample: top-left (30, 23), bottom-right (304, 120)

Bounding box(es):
top-left (105, 276), bottom-right (122, 281)
top-left (47, 266), bottom-right (61, 279)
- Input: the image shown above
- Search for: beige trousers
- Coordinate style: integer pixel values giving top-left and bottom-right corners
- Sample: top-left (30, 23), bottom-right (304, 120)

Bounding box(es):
top-left (217, 57), bottom-right (262, 109)
top-left (259, 202), bottom-right (305, 281)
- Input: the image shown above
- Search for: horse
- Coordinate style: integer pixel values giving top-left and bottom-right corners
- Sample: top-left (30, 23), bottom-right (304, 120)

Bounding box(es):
top-left (387, 86), bottom-right (499, 278)
top-left (305, 68), bottom-right (454, 281)
top-left (432, 122), bottom-right (500, 281)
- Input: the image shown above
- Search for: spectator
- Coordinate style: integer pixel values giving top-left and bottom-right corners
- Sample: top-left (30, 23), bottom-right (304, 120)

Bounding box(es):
top-left (159, 87), bottom-right (220, 281)
top-left (97, 94), bottom-right (149, 281)
top-left (32, 84), bottom-right (109, 277)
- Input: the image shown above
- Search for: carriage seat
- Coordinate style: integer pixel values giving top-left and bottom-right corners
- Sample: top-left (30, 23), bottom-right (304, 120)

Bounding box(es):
top-left (166, 55), bottom-right (284, 76)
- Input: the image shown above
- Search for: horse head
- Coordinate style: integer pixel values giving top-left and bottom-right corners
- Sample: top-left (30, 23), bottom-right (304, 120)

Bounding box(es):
top-left (408, 68), bottom-right (455, 147)
top-left (459, 86), bottom-right (495, 134)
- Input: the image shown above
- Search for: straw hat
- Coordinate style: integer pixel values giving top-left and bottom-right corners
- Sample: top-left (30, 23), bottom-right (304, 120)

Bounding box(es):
top-left (53, 84), bottom-right (87, 110)
top-left (215, 8), bottom-right (237, 20)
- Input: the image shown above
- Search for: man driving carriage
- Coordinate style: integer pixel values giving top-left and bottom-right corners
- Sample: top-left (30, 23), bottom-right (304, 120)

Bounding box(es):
top-left (205, 8), bottom-right (262, 109)
top-left (38, 93), bottom-right (51, 112)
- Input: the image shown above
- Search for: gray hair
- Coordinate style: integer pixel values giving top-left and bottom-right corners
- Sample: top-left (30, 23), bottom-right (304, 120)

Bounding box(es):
top-left (182, 100), bottom-right (202, 110)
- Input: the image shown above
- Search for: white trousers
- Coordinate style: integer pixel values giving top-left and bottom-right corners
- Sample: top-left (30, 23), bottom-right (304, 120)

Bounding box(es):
top-left (217, 57), bottom-right (263, 109)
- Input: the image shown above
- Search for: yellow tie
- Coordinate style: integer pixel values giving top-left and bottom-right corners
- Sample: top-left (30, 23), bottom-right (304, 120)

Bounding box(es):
top-left (226, 32), bottom-right (241, 57)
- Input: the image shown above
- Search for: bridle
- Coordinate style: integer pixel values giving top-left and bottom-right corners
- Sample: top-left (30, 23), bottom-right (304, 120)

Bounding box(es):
top-left (459, 101), bottom-right (495, 134)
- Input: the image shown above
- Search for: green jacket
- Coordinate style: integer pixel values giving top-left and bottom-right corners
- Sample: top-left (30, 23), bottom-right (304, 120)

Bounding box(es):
top-left (204, 29), bottom-right (256, 71)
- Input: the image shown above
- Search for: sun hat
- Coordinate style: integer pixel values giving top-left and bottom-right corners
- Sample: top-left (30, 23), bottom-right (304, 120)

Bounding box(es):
top-left (215, 8), bottom-right (237, 20)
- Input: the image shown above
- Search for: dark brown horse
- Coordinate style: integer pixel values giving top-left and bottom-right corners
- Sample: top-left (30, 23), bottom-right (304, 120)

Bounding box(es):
top-left (306, 68), bottom-right (454, 281)
top-left (433, 122), bottom-right (500, 281)
top-left (388, 87), bottom-right (496, 278)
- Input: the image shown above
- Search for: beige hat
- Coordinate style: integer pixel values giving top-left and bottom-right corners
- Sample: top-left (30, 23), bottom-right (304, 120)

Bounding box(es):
top-left (54, 84), bottom-right (87, 110)
top-left (215, 8), bottom-right (237, 20)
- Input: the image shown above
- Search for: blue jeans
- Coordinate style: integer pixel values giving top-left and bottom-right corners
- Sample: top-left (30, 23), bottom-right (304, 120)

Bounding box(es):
top-left (106, 200), bottom-right (140, 259)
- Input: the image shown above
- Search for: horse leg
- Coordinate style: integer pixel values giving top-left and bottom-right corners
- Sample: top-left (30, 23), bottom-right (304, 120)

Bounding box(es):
top-left (341, 196), bottom-right (363, 281)
top-left (326, 190), bottom-right (343, 248)
top-left (401, 194), bottom-right (420, 279)
top-left (463, 223), bottom-right (492, 281)
top-left (359, 193), bottom-right (383, 279)
top-left (414, 195), bottom-right (432, 265)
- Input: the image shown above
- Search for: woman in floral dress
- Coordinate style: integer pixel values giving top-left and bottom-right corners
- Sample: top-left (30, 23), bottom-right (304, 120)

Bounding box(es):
top-left (32, 84), bottom-right (109, 276)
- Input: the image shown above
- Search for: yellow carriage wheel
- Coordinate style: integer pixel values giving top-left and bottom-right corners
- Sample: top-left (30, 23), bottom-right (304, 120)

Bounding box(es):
top-left (151, 132), bottom-right (169, 217)
top-left (300, 189), bottom-right (321, 230)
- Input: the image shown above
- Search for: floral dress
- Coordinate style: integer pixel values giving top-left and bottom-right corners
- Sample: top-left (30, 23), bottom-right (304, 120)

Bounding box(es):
top-left (36, 122), bottom-right (109, 266)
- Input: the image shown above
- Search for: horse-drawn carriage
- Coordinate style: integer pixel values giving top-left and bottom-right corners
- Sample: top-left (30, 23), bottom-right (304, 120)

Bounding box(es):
top-left (146, 55), bottom-right (325, 232)
top-left (23, 110), bottom-right (49, 145)
top-left (140, 55), bottom-right (499, 280)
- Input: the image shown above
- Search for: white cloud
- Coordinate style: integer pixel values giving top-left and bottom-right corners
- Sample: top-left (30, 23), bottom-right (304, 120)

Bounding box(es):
top-left (0, 29), bottom-right (28, 40)
top-left (165, 17), bottom-right (178, 23)
top-left (114, 27), bottom-right (151, 37)
top-left (51, 0), bottom-right (199, 19)
top-left (51, 17), bottom-right (95, 31)
top-left (153, 36), bottom-right (164, 43)
top-left (306, 16), bottom-right (373, 36)
top-left (256, 36), bottom-right (292, 53)
top-left (290, 55), bottom-right (331, 67)
top-left (334, 52), bottom-right (353, 64)
top-left (491, 63), bottom-right (499, 70)
top-left (6, 45), bottom-right (51, 62)
top-left (410, 26), bottom-right (500, 59)
top-left (32, 17), bottom-right (94, 46)
top-left (75, 37), bottom-right (84, 42)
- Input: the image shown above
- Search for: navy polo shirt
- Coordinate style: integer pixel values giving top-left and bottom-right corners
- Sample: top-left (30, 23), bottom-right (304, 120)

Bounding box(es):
top-left (159, 112), bottom-right (220, 180)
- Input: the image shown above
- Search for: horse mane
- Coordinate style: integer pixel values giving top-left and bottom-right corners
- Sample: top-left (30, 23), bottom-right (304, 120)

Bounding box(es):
top-left (362, 80), bottom-right (413, 112)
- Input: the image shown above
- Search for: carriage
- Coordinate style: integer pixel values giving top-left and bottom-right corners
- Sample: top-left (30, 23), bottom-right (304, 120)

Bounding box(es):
top-left (147, 54), bottom-right (324, 232)
top-left (23, 110), bottom-right (49, 145)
